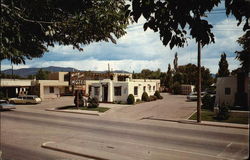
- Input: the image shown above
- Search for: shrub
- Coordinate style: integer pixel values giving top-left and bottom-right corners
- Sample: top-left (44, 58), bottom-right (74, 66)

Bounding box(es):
top-left (202, 94), bottom-right (215, 111)
top-left (149, 95), bottom-right (157, 101)
top-left (127, 94), bottom-right (135, 104)
top-left (216, 104), bottom-right (230, 120)
top-left (136, 99), bottom-right (142, 103)
top-left (88, 97), bottom-right (99, 108)
top-left (172, 82), bottom-right (181, 94)
top-left (141, 92), bottom-right (149, 102)
top-left (154, 91), bottom-right (163, 99)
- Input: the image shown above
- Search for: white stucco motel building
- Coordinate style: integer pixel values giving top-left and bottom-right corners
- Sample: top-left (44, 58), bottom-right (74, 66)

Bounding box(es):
top-left (85, 77), bottom-right (160, 103)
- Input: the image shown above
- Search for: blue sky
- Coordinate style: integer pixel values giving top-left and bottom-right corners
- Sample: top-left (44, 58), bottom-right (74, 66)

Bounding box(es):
top-left (2, 2), bottom-right (244, 74)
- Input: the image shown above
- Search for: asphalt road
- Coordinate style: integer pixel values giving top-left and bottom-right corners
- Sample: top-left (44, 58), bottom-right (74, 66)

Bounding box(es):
top-left (1, 109), bottom-right (249, 160)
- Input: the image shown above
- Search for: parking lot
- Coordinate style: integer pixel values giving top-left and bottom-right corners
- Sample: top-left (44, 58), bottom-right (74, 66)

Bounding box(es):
top-left (102, 93), bottom-right (197, 120)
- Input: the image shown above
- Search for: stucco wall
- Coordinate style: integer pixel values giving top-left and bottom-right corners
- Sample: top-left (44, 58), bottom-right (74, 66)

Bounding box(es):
top-left (43, 86), bottom-right (60, 99)
top-left (1, 79), bottom-right (32, 87)
top-left (113, 82), bottom-right (129, 102)
top-left (215, 77), bottom-right (237, 106)
top-left (48, 72), bottom-right (68, 82)
top-left (87, 78), bottom-right (160, 103)
top-left (127, 81), bottom-right (158, 101)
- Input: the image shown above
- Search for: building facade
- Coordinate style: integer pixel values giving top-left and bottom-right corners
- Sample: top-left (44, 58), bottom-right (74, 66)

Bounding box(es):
top-left (86, 78), bottom-right (160, 103)
top-left (0, 79), bottom-right (33, 98)
top-left (1, 72), bottom-right (69, 100)
top-left (215, 74), bottom-right (250, 107)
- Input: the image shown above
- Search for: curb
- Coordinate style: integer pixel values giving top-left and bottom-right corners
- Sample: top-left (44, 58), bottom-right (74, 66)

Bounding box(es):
top-left (45, 108), bottom-right (100, 116)
top-left (179, 120), bottom-right (249, 129)
top-left (144, 117), bottom-right (249, 130)
top-left (41, 142), bottom-right (108, 160)
top-left (141, 117), bottom-right (180, 123)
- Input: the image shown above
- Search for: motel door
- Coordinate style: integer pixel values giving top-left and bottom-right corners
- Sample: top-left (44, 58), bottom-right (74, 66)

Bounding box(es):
top-left (103, 85), bottom-right (108, 102)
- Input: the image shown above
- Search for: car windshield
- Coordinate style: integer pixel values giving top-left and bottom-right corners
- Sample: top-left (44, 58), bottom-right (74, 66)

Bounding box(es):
top-left (0, 100), bottom-right (7, 104)
top-left (27, 95), bottom-right (38, 98)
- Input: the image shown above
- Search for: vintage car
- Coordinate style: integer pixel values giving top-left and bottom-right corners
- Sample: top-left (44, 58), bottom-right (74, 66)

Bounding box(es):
top-left (9, 95), bottom-right (42, 104)
top-left (0, 100), bottom-right (16, 110)
top-left (187, 92), bottom-right (206, 101)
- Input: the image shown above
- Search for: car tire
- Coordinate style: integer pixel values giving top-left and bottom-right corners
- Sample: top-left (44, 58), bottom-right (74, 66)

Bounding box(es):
top-left (9, 101), bottom-right (15, 104)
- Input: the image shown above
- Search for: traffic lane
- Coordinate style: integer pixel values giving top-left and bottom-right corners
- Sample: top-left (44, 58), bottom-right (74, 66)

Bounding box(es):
top-left (2, 113), bottom-right (248, 158)
top-left (2, 110), bottom-right (248, 143)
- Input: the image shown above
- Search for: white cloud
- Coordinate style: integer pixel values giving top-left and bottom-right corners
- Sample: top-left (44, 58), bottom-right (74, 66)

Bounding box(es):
top-left (1, 64), bottom-right (31, 71)
top-left (3, 15), bottom-right (243, 74)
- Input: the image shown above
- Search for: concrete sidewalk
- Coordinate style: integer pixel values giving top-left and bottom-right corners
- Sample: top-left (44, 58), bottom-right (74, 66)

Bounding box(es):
top-left (143, 117), bottom-right (249, 129)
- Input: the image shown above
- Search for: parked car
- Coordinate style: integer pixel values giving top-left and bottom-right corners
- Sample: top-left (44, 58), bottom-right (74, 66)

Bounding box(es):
top-left (0, 100), bottom-right (16, 110)
top-left (187, 92), bottom-right (205, 101)
top-left (9, 95), bottom-right (42, 104)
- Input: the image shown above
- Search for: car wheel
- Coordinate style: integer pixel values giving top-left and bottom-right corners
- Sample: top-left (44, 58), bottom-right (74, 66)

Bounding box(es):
top-left (9, 101), bottom-right (15, 104)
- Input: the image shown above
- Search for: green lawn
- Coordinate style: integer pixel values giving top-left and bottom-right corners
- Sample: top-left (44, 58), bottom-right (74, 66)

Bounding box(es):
top-left (60, 106), bottom-right (110, 113)
top-left (190, 109), bottom-right (249, 124)
top-left (80, 107), bottom-right (110, 113)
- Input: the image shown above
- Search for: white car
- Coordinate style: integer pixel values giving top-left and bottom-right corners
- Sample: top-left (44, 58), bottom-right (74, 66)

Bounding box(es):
top-left (9, 95), bottom-right (42, 104)
top-left (0, 100), bottom-right (16, 110)
top-left (187, 92), bottom-right (205, 101)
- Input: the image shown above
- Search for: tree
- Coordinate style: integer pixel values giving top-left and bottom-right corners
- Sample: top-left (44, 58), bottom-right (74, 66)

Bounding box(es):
top-left (173, 52), bottom-right (178, 72)
top-left (129, 0), bottom-right (249, 123)
top-left (129, 0), bottom-right (250, 48)
top-left (236, 31), bottom-right (250, 74)
top-left (36, 69), bottom-right (50, 80)
top-left (1, 0), bottom-right (130, 64)
top-left (217, 53), bottom-right (230, 77)
top-left (173, 72), bottom-right (184, 84)
top-left (172, 82), bottom-right (181, 94)
top-left (27, 75), bottom-right (35, 79)
top-left (174, 64), bottom-right (214, 90)
top-left (165, 64), bottom-right (173, 88)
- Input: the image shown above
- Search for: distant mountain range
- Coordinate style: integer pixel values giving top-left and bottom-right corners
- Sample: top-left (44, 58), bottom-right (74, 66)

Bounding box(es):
top-left (2, 66), bottom-right (79, 77)
top-left (2, 66), bottom-right (130, 78)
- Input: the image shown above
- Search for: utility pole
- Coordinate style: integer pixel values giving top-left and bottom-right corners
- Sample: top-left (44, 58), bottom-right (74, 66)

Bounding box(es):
top-left (197, 41), bottom-right (201, 123)
top-left (11, 61), bottom-right (14, 79)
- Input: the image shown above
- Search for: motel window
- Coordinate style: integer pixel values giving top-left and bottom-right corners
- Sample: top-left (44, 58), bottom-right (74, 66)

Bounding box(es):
top-left (114, 87), bottom-right (122, 96)
top-left (153, 86), bottom-right (155, 91)
top-left (94, 87), bottom-right (100, 96)
top-left (134, 86), bottom-right (138, 96)
top-left (225, 88), bottom-right (231, 95)
top-left (143, 86), bottom-right (146, 92)
top-left (149, 85), bottom-right (151, 91)
top-left (49, 87), bottom-right (54, 93)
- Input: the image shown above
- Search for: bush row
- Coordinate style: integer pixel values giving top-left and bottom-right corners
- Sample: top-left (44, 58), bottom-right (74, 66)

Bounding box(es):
top-left (127, 91), bottom-right (163, 104)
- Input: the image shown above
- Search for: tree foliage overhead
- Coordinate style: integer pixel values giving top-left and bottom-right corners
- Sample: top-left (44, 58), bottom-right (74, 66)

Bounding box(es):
top-left (236, 31), bottom-right (250, 73)
top-left (217, 53), bottom-right (230, 77)
top-left (225, 0), bottom-right (250, 32)
top-left (1, 0), bottom-right (130, 64)
top-left (129, 0), bottom-right (250, 49)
